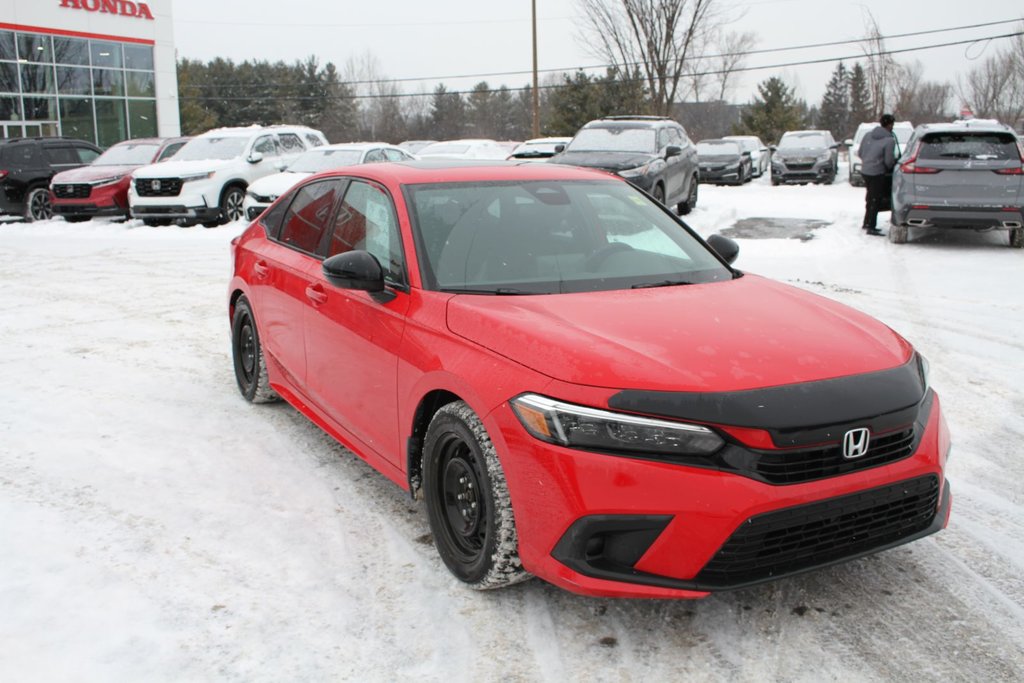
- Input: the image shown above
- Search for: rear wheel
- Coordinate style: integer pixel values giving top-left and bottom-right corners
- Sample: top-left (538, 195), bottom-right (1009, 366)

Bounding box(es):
top-left (423, 401), bottom-right (527, 589)
top-left (889, 222), bottom-right (909, 244)
top-left (23, 187), bottom-right (52, 222)
top-left (677, 176), bottom-right (698, 215)
top-left (1011, 227), bottom-right (1024, 248)
top-left (231, 296), bottom-right (279, 403)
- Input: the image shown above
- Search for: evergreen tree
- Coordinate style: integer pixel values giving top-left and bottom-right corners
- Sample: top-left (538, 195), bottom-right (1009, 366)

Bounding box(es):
top-left (818, 62), bottom-right (850, 140)
top-left (429, 85), bottom-right (466, 139)
top-left (547, 69), bottom-right (647, 136)
top-left (734, 76), bottom-right (805, 144)
top-left (848, 63), bottom-right (873, 127)
top-left (466, 81), bottom-right (495, 138)
top-left (317, 62), bottom-right (358, 143)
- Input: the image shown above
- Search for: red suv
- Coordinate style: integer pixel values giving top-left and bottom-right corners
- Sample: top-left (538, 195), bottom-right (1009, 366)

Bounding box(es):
top-left (228, 161), bottom-right (951, 598)
top-left (50, 137), bottom-right (189, 223)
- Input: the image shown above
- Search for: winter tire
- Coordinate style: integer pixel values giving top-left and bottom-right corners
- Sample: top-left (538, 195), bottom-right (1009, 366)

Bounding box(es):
top-left (889, 222), bottom-right (909, 244)
top-left (143, 218), bottom-right (172, 227)
top-left (677, 176), bottom-right (698, 215)
top-left (64, 215), bottom-right (89, 223)
top-left (231, 295), bottom-right (279, 403)
top-left (1011, 227), bottom-right (1024, 248)
top-left (24, 187), bottom-right (53, 222)
top-left (423, 401), bottom-right (528, 589)
top-left (652, 183), bottom-right (665, 205)
top-left (209, 185), bottom-right (246, 227)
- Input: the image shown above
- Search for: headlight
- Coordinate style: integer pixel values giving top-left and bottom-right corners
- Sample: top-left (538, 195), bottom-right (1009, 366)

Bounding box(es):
top-left (818, 151), bottom-right (831, 162)
top-left (180, 172), bottom-right (214, 182)
top-left (917, 353), bottom-right (930, 393)
top-left (618, 163), bottom-right (650, 178)
top-left (511, 394), bottom-right (724, 457)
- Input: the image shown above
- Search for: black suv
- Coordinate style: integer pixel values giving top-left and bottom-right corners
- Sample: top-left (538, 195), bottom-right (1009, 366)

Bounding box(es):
top-left (550, 116), bottom-right (701, 214)
top-left (0, 137), bottom-right (102, 222)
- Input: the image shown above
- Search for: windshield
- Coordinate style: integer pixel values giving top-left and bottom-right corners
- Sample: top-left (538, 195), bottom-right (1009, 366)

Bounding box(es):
top-left (289, 149), bottom-right (363, 173)
top-left (567, 128), bottom-right (657, 154)
top-left (779, 134), bottom-right (827, 150)
top-left (697, 141), bottom-right (741, 155)
top-left (407, 180), bottom-right (732, 294)
top-left (94, 142), bottom-right (160, 165)
top-left (173, 136), bottom-right (249, 161)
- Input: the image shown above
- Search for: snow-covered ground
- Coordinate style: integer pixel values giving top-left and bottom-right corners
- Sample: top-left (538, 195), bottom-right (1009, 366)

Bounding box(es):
top-left (2, 168), bottom-right (1023, 682)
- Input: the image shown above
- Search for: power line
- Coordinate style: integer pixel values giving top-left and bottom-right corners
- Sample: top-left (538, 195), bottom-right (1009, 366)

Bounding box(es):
top-left (179, 17), bottom-right (1023, 90)
top-left (178, 29), bottom-right (1024, 102)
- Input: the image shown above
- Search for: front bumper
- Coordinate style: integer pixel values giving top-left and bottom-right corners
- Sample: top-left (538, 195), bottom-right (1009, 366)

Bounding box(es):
top-left (699, 166), bottom-right (742, 184)
top-left (772, 159), bottom-right (834, 183)
top-left (129, 182), bottom-right (220, 222)
top-left (489, 390), bottom-right (950, 599)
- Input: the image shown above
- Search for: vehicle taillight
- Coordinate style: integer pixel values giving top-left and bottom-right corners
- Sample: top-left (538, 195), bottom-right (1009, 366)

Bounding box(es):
top-left (994, 167), bottom-right (1024, 175)
top-left (0, 170), bottom-right (8, 181)
top-left (900, 160), bottom-right (941, 174)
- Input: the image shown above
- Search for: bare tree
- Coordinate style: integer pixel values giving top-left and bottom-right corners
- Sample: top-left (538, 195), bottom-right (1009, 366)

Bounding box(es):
top-left (576, 0), bottom-right (726, 116)
top-left (860, 10), bottom-right (897, 118)
top-left (685, 30), bottom-right (757, 104)
top-left (958, 30), bottom-right (1024, 127)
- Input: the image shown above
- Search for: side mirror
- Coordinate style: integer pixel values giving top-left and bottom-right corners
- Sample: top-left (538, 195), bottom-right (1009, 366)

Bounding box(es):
top-left (706, 234), bottom-right (739, 265)
top-left (665, 145), bottom-right (682, 158)
top-left (768, 145), bottom-right (777, 152)
top-left (322, 251), bottom-right (385, 292)
top-left (247, 151), bottom-right (264, 164)
top-left (843, 139), bottom-right (854, 147)
top-left (554, 144), bottom-right (565, 153)
top-left (829, 143), bottom-right (839, 150)
top-left (741, 151), bottom-right (751, 157)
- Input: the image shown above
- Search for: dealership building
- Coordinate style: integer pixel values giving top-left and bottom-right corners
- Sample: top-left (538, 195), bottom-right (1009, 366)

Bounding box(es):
top-left (0, 0), bottom-right (179, 146)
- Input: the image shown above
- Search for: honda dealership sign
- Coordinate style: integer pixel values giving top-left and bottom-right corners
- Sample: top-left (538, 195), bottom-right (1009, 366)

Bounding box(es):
top-left (58, 0), bottom-right (156, 21)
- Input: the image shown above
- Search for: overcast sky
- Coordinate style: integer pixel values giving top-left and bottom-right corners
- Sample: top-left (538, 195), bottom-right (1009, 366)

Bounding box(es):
top-left (170, 0), bottom-right (1023, 107)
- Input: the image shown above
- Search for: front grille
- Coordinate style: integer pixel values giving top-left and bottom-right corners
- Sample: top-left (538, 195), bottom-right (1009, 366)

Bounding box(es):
top-left (754, 428), bottom-right (915, 484)
top-left (695, 475), bottom-right (940, 588)
top-left (53, 184), bottom-right (90, 199)
top-left (786, 163), bottom-right (814, 171)
top-left (136, 177), bottom-right (183, 197)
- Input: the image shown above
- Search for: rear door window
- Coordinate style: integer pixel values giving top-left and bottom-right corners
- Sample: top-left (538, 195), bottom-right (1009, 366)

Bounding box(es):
top-left (73, 144), bottom-right (99, 163)
top-left (278, 133), bottom-right (305, 153)
top-left (918, 132), bottom-right (1020, 161)
top-left (277, 179), bottom-right (343, 254)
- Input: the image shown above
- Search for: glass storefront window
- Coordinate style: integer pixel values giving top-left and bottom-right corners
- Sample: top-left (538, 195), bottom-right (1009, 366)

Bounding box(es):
top-left (53, 37), bottom-right (90, 66)
top-left (56, 66), bottom-right (91, 96)
top-left (17, 34), bottom-right (53, 63)
top-left (90, 41), bottom-right (122, 69)
top-left (22, 96), bottom-right (57, 121)
top-left (93, 69), bottom-right (124, 97)
top-left (20, 64), bottom-right (55, 94)
top-left (0, 31), bottom-right (15, 61)
top-left (126, 71), bottom-right (154, 98)
top-left (59, 98), bottom-right (95, 142)
top-left (1, 95), bottom-right (21, 120)
top-left (1, 61), bottom-right (18, 92)
top-left (128, 99), bottom-right (157, 138)
top-left (95, 99), bottom-right (127, 147)
top-left (123, 44), bottom-right (154, 71)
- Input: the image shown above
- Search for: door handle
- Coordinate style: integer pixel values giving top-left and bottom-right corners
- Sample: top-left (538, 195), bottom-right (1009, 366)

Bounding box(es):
top-left (305, 284), bottom-right (328, 305)
top-left (253, 260), bottom-right (270, 277)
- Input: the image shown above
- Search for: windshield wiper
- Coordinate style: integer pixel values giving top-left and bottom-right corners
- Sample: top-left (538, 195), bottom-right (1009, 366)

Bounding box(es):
top-left (631, 279), bottom-right (694, 289)
top-left (439, 287), bottom-right (535, 295)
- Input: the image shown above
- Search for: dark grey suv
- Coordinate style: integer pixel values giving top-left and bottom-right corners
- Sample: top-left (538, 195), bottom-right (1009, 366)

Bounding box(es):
top-left (550, 116), bottom-right (700, 214)
top-left (0, 137), bottom-right (102, 221)
top-left (891, 121), bottom-right (1023, 247)
top-left (770, 130), bottom-right (839, 185)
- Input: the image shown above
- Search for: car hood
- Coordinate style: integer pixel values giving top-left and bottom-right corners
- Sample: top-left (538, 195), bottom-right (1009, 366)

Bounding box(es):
top-left (52, 165), bottom-right (138, 183)
top-left (247, 171), bottom-right (312, 197)
top-left (133, 159), bottom-right (236, 178)
top-left (446, 275), bottom-right (912, 392)
top-left (552, 151), bottom-right (655, 172)
top-left (699, 155), bottom-right (742, 164)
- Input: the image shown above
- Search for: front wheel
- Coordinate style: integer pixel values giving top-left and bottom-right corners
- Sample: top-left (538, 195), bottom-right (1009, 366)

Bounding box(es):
top-left (1010, 227), bottom-right (1024, 248)
top-left (23, 188), bottom-right (53, 222)
top-left (231, 296), bottom-right (279, 403)
top-left (677, 176), bottom-right (698, 215)
top-left (652, 183), bottom-right (665, 205)
top-left (423, 401), bottom-right (528, 589)
top-left (211, 186), bottom-right (246, 227)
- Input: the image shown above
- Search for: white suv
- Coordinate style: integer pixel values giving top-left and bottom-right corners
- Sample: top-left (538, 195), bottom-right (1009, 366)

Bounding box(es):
top-left (129, 125), bottom-right (327, 226)
top-left (845, 121), bottom-right (913, 187)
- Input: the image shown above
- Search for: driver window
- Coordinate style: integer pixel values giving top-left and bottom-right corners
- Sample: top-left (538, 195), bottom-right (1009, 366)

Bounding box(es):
top-left (328, 180), bottom-right (405, 286)
top-left (253, 135), bottom-right (278, 157)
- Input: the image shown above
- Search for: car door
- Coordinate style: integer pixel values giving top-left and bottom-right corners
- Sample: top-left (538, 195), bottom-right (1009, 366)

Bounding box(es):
top-left (246, 178), bottom-right (345, 390)
top-left (304, 178), bottom-right (411, 466)
top-left (663, 127), bottom-right (687, 204)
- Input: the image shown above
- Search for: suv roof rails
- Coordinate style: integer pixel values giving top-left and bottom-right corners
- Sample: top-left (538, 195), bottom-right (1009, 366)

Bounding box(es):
top-left (601, 115), bottom-right (674, 121)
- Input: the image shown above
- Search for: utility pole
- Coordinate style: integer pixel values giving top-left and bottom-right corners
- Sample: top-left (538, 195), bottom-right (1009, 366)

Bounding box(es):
top-left (531, 0), bottom-right (540, 138)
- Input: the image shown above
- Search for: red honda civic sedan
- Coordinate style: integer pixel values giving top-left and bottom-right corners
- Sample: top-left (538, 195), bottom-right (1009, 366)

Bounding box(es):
top-left (227, 161), bottom-right (951, 599)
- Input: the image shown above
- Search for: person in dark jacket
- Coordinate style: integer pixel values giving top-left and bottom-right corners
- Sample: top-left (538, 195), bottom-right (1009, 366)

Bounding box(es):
top-left (858, 114), bottom-right (897, 235)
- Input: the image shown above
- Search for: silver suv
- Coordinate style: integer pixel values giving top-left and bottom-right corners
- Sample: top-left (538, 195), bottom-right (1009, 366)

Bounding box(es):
top-left (891, 120), bottom-right (1024, 247)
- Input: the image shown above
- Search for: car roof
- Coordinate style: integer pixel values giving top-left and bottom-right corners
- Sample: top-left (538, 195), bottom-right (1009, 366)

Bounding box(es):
top-left (303, 159), bottom-right (620, 186)
top-left (312, 142), bottom-right (398, 152)
top-left (585, 117), bottom-right (676, 129)
top-left (915, 120), bottom-right (1015, 134)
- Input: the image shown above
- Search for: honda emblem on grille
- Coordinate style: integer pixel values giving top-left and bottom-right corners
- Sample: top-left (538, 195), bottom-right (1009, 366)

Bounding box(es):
top-left (843, 428), bottom-right (871, 459)
top-left (152, 179), bottom-right (162, 191)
